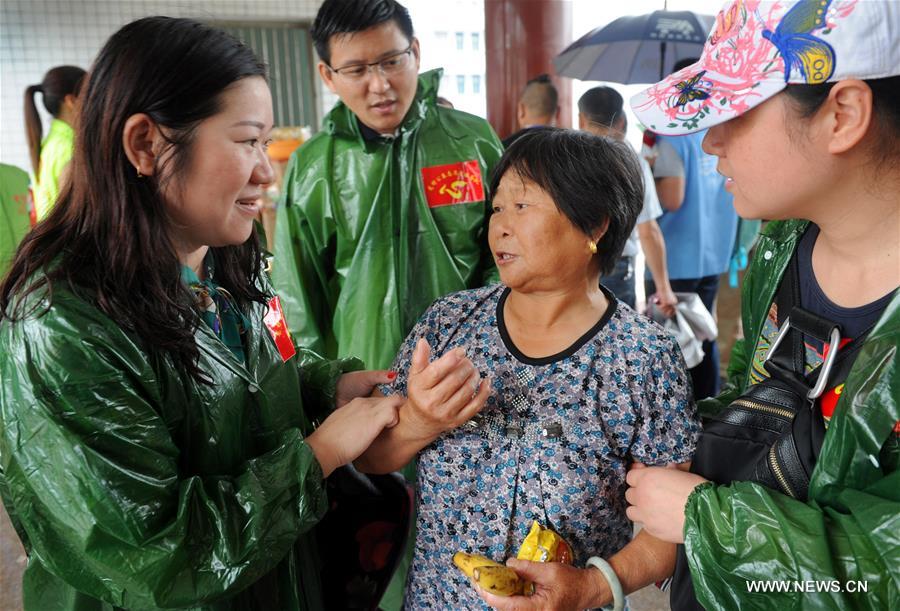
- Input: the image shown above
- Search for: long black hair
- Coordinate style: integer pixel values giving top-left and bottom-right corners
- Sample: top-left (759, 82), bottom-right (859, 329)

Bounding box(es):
top-left (1, 17), bottom-right (269, 383)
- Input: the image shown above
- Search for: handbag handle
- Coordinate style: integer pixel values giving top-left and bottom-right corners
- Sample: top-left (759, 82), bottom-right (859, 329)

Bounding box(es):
top-left (765, 315), bottom-right (842, 399)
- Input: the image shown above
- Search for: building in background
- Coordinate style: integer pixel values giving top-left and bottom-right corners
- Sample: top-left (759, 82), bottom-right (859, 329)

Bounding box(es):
top-left (405, 0), bottom-right (486, 118)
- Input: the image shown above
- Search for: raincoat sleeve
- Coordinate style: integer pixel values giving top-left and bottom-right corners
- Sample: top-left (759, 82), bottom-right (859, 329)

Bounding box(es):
top-left (296, 346), bottom-right (364, 425)
top-left (0, 323), bottom-right (329, 609)
top-left (273, 143), bottom-right (335, 358)
top-left (683, 323), bottom-right (900, 610)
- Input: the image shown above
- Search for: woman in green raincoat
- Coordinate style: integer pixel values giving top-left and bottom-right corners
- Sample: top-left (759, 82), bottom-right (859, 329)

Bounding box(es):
top-left (475, 1), bottom-right (899, 610)
top-left (0, 17), bottom-right (405, 610)
top-left (24, 64), bottom-right (85, 221)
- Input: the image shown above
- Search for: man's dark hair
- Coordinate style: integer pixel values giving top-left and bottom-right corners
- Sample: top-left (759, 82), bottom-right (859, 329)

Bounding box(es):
top-left (312, 0), bottom-right (414, 65)
top-left (673, 57), bottom-right (700, 73)
top-left (489, 128), bottom-right (643, 276)
top-left (578, 86), bottom-right (624, 129)
top-left (519, 74), bottom-right (558, 118)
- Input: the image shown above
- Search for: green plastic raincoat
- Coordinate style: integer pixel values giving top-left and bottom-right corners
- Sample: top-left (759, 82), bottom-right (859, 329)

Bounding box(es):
top-left (0, 163), bottom-right (32, 276)
top-left (0, 270), bottom-right (361, 610)
top-left (686, 220), bottom-right (900, 609)
top-left (273, 69), bottom-right (503, 370)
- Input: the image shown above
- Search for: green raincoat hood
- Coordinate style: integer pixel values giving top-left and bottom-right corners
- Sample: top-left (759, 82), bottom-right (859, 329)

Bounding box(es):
top-left (324, 68), bottom-right (443, 141)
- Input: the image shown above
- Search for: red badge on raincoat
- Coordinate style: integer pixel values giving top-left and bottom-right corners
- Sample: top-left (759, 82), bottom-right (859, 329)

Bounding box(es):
top-left (421, 160), bottom-right (485, 208)
top-left (264, 295), bottom-right (296, 362)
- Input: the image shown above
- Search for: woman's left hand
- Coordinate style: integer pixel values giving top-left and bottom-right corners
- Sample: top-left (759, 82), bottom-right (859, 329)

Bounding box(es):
top-left (474, 559), bottom-right (604, 611)
top-left (625, 466), bottom-right (708, 544)
top-left (335, 370), bottom-right (396, 408)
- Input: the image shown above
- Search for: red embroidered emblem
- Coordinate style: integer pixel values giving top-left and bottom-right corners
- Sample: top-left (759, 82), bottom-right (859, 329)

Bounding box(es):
top-left (421, 160), bottom-right (485, 208)
top-left (264, 296), bottom-right (296, 362)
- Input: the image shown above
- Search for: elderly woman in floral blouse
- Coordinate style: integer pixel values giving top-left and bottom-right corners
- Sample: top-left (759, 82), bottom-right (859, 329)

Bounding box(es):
top-left (357, 128), bottom-right (699, 610)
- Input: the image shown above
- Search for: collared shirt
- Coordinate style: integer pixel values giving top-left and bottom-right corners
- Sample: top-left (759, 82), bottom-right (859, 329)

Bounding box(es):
top-left (181, 259), bottom-right (250, 364)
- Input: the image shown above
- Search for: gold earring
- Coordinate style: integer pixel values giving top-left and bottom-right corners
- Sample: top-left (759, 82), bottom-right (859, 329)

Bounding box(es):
top-left (136, 167), bottom-right (143, 178)
top-left (589, 241), bottom-right (597, 254)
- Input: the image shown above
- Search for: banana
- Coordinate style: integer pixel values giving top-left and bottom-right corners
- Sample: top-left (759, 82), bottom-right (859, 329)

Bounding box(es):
top-left (452, 551), bottom-right (505, 579)
top-left (472, 565), bottom-right (525, 596)
top-left (453, 522), bottom-right (574, 597)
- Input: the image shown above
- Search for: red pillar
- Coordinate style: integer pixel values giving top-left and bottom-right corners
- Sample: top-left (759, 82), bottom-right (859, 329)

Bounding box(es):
top-left (484, 0), bottom-right (572, 140)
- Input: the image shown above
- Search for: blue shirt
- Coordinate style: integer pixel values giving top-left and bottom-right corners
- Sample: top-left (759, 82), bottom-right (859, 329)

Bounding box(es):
top-left (653, 131), bottom-right (738, 279)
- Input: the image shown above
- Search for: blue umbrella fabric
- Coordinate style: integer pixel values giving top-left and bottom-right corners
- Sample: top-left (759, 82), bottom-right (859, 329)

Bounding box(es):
top-left (553, 10), bottom-right (714, 84)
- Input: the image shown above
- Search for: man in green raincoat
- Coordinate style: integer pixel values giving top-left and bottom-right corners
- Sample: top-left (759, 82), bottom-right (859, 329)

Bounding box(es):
top-left (0, 163), bottom-right (32, 277)
top-left (273, 0), bottom-right (504, 372)
top-left (273, 2), bottom-right (503, 607)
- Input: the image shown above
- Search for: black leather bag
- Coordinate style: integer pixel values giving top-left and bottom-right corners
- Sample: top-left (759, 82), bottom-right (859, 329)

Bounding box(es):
top-left (316, 465), bottom-right (412, 610)
top-left (670, 258), bottom-right (870, 610)
top-left (688, 306), bottom-right (839, 500)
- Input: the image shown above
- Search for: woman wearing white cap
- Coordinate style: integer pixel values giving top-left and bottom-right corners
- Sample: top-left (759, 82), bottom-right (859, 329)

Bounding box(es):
top-left (474, 1), bottom-right (899, 609)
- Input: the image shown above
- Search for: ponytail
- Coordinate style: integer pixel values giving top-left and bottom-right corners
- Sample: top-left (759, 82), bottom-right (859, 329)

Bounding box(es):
top-left (22, 66), bottom-right (86, 177)
top-left (24, 84), bottom-right (44, 176)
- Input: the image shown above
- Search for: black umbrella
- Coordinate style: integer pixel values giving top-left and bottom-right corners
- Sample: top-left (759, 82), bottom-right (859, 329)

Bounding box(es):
top-left (553, 10), bottom-right (713, 84)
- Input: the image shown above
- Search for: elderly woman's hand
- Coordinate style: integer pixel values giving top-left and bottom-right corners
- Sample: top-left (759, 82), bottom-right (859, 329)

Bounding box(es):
top-left (474, 559), bottom-right (606, 611)
top-left (625, 466), bottom-right (708, 544)
top-left (405, 338), bottom-right (490, 440)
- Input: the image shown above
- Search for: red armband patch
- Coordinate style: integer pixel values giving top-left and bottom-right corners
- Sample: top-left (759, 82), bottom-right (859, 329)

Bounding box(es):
top-left (421, 160), bottom-right (485, 208)
top-left (264, 295), bottom-right (297, 362)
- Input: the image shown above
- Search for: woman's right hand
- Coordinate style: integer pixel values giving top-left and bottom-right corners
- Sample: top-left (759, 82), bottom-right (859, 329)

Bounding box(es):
top-left (306, 394), bottom-right (404, 477)
top-left (404, 338), bottom-right (490, 441)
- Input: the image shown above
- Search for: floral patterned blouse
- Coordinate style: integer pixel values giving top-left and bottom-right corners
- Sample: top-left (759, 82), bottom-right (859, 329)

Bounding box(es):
top-left (382, 284), bottom-right (699, 609)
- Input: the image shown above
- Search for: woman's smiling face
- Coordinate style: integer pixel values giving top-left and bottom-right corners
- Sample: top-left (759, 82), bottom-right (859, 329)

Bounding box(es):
top-left (162, 76), bottom-right (275, 256)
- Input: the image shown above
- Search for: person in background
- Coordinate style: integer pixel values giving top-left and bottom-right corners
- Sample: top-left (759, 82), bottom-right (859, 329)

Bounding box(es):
top-left (0, 163), bottom-right (32, 277)
top-left (648, 58), bottom-right (738, 399)
top-left (23, 65), bottom-right (85, 221)
top-left (502, 74), bottom-right (559, 148)
top-left (578, 86), bottom-right (677, 316)
top-left (1, 17), bottom-right (406, 610)
top-left (357, 128), bottom-right (698, 610)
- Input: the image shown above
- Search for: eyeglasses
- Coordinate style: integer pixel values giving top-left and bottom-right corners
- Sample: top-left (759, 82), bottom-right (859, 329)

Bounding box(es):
top-left (328, 45), bottom-right (415, 82)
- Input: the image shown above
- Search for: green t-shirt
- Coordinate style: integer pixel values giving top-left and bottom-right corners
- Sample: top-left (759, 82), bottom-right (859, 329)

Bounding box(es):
top-left (0, 163), bottom-right (32, 276)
